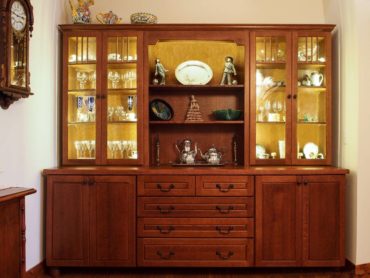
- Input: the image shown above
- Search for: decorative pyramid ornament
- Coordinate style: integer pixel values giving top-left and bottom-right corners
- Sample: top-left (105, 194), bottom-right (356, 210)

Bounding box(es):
top-left (185, 95), bottom-right (203, 122)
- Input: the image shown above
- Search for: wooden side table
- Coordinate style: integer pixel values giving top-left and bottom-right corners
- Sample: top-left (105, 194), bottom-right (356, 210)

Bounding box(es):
top-left (0, 187), bottom-right (36, 278)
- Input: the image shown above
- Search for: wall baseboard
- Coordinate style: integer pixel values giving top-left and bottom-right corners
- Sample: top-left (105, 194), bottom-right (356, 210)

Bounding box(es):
top-left (25, 260), bottom-right (46, 278)
top-left (355, 262), bottom-right (370, 276)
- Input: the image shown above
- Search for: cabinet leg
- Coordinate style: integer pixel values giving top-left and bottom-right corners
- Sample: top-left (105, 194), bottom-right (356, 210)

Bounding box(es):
top-left (48, 267), bottom-right (61, 277)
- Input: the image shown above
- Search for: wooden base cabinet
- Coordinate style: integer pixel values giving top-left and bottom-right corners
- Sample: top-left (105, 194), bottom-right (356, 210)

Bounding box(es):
top-left (255, 175), bottom-right (345, 266)
top-left (46, 175), bottom-right (136, 267)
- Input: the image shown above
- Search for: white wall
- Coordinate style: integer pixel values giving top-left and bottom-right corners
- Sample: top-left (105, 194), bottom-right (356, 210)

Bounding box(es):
top-left (61, 0), bottom-right (326, 24)
top-left (0, 0), bottom-right (61, 270)
top-left (352, 0), bottom-right (370, 266)
top-left (324, 0), bottom-right (370, 266)
top-left (323, 0), bottom-right (359, 264)
top-left (6, 0), bottom-right (370, 271)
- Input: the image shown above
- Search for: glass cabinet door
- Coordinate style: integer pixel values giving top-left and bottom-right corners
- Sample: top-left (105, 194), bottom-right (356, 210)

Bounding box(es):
top-left (103, 33), bottom-right (142, 164)
top-left (64, 34), bottom-right (100, 164)
top-left (293, 32), bottom-right (331, 165)
top-left (251, 32), bottom-right (292, 165)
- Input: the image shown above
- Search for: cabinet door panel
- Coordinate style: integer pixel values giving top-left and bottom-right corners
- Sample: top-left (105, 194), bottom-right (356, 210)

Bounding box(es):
top-left (250, 31), bottom-right (292, 165)
top-left (62, 32), bottom-right (102, 165)
top-left (46, 176), bottom-right (89, 266)
top-left (302, 175), bottom-right (344, 266)
top-left (292, 31), bottom-right (332, 165)
top-left (0, 200), bottom-right (21, 277)
top-left (90, 176), bottom-right (136, 266)
top-left (256, 176), bottom-right (301, 266)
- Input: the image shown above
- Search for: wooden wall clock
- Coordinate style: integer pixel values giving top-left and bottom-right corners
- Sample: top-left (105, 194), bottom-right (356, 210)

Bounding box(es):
top-left (0, 0), bottom-right (33, 109)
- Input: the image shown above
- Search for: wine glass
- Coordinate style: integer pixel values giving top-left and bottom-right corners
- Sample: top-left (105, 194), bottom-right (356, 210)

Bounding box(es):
top-left (128, 71), bottom-right (136, 88)
top-left (107, 141), bottom-right (114, 158)
top-left (257, 105), bottom-right (265, 122)
top-left (264, 100), bottom-right (271, 118)
top-left (76, 71), bottom-right (88, 89)
top-left (74, 141), bottom-right (82, 159)
top-left (121, 72), bottom-right (129, 88)
top-left (107, 106), bottom-right (114, 121)
top-left (89, 71), bottom-right (96, 89)
top-left (85, 141), bottom-right (94, 158)
top-left (108, 71), bottom-right (120, 89)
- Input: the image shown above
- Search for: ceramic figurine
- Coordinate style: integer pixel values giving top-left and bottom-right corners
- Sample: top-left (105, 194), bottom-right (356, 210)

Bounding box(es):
top-left (220, 56), bottom-right (237, 85)
top-left (69, 0), bottom-right (94, 24)
top-left (96, 11), bottom-right (122, 24)
top-left (154, 58), bottom-right (168, 85)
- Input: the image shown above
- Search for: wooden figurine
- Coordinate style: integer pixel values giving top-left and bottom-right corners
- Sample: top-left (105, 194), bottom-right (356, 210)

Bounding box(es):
top-left (185, 95), bottom-right (203, 122)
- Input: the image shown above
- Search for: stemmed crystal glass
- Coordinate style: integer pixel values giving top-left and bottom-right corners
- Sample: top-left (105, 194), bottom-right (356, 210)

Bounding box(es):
top-left (122, 72), bottom-right (129, 88)
top-left (74, 141), bottom-right (82, 159)
top-left (85, 140), bottom-right (95, 158)
top-left (76, 71), bottom-right (88, 89)
top-left (257, 104), bottom-right (265, 122)
top-left (107, 106), bottom-right (114, 121)
top-left (108, 71), bottom-right (120, 89)
top-left (264, 100), bottom-right (271, 120)
top-left (89, 71), bottom-right (96, 89)
top-left (107, 141), bottom-right (114, 158)
top-left (128, 71), bottom-right (136, 88)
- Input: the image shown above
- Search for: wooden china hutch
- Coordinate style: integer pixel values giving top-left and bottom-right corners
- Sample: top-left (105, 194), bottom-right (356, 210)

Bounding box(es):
top-left (43, 24), bottom-right (347, 273)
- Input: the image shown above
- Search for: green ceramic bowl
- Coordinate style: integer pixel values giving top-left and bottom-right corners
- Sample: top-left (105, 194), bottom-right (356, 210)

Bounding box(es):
top-left (213, 109), bottom-right (242, 120)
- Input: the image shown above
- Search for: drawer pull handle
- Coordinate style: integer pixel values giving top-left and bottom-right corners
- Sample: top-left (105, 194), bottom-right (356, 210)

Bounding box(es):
top-left (216, 206), bottom-right (234, 214)
top-left (216, 226), bottom-right (234, 235)
top-left (156, 225), bottom-right (175, 234)
top-left (216, 250), bottom-right (234, 260)
top-left (157, 205), bottom-right (175, 214)
top-left (216, 183), bottom-right (234, 192)
top-left (157, 250), bottom-right (175, 260)
top-left (157, 183), bottom-right (175, 192)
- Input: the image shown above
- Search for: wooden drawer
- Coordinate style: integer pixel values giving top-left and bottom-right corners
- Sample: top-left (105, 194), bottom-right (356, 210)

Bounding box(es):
top-left (138, 197), bottom-right (254, 218)
top-left (196, 176), bottom-right (254, 196)
top-left (138, 218), bottom-right (254, 238)
top-left (138, 238), bottom-right (254, 267)
top-left (138, 176), bottom-right (195, 196)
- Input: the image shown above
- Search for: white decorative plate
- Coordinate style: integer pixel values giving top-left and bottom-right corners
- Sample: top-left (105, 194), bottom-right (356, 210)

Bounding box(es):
top-left (303, 142), bottom-right (319, 159)
top-left (175, 60), bottom-right (213, 85)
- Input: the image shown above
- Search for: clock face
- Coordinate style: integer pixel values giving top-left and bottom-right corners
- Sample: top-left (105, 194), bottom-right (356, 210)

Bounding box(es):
top-left (11, 1), bottom-right (27, 32)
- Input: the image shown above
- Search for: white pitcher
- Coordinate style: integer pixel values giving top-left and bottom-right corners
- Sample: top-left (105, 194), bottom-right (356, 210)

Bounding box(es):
top-left (310, 72), bottom-right (324, 86)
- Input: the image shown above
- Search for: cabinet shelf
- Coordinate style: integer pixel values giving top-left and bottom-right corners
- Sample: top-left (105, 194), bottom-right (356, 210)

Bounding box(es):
top-left (149, 84), bottom-right (244, 92)
top-left (150, 120), bottom-right (244, 125)
top-left (108, 88), bottom-right (137, 93)
top-left (68, 90), bottom-right (96, 95)
top-left (107, 60), bottom-right (137, 64)
top-left (108, 121), bottom-right (138, 124)
top-left (297, 63), bottom-right (326, 69)
top-left (297, 122), bottom-right (326, 125)
top-left (68, 121), bottom-right (96, 125)
top-left (68, 62), bottom-right (97, 66)
top-left (256, 62), bottom-right (286, 69)
top-left (298, 86), bottom-right (326, 92)
top-left (256, 121), bottom-right (285, 124)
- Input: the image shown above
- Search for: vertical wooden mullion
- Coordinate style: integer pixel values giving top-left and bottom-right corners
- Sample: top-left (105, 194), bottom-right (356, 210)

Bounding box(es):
top-left (87, 37), bottom-right (89, 61)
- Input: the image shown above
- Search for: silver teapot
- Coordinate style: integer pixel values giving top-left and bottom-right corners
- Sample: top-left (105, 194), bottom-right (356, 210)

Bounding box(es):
top-left (200, 146), bottom-right (222, 165)
top-left (175, 139), bottom-right (197, 164)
